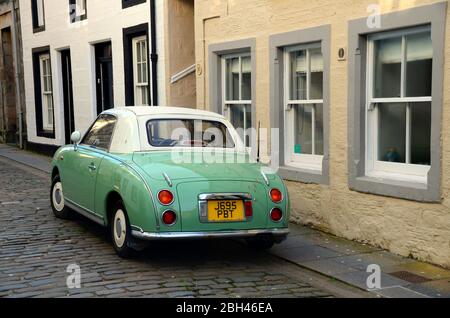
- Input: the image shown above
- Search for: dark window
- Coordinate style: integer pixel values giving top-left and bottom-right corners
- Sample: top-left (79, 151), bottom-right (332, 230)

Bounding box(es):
top-left (82, 115), bottom-right (117, 150)
top-left (122, 0), bottom-right (146, 9)
top-left (69, 0), bottom-right (88, 23)
top-left (123, 23), bottom-right (150, 106)
top-left (147, 119), bottom-right (235, 148)
top-left (32, 46), bottom-right (54, 139)
top-left (31, 0), bottom-right (45, 33)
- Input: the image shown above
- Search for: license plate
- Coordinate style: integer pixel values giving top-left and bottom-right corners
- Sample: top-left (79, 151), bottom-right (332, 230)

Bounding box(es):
top-left (207, 200), bottom-right (244, 222)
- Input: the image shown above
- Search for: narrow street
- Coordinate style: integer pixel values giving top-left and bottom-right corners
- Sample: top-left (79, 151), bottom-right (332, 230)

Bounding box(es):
top-left (0, 157), bottom-right (367, 298)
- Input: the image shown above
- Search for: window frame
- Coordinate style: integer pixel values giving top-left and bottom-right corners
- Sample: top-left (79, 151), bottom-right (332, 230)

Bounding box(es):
top-left (365, 26), bottom-right (432, 184)
top-left (347, 2), bottom-right (446, 202)
top-left (32, 46), bottom-right (55, 139)
top-left (269, 25), bottom-right (331, 185)
top-left (122, 0), bottom-right (146, 9)
top-left (209, 38), bottom-right (256, 158)
top-left (123, 23), bottom-right (151, 106)
top-left (31, 0), bottom-right (45, 33)
top-left (221, 52), bottom-right (253, 146)
top-left (69, 0), bottom-right (88, 23)
top-left (81, 114), bottom-right (118, 152)
top-left (284, 42), bottom-right (324, 172)
top-left (132, 35), bottom-right (149, 106)
top-left (39, 54), bottom-right (53, 132)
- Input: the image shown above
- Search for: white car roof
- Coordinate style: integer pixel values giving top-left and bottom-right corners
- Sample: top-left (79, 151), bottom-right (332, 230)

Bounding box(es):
top-left (101, 106), bottom-right (246, 154)
top-left (105, 106), bottom-right (226, 120)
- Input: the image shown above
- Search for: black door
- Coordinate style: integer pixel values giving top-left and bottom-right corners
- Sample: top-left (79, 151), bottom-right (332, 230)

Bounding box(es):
top-left (61, 49), bottom-right (75, 145)
top-left (95, 42), bottom-right (114, 114)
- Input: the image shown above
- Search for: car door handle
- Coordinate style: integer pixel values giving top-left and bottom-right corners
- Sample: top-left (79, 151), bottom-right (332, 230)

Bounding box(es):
top-left (88, 163), bottom-right (96, 171)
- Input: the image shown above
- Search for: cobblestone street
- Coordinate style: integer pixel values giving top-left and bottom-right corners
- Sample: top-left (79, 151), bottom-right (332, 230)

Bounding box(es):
top-left (0, 157), bottom-right (365, 298)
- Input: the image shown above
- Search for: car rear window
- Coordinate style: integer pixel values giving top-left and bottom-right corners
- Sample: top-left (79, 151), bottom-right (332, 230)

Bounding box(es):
top-left (146, 119), bottom-right (235, 148)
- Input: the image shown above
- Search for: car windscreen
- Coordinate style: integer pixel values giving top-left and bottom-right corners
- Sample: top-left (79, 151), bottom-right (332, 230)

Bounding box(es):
top-left (146, 119), bottom-right (235, 148)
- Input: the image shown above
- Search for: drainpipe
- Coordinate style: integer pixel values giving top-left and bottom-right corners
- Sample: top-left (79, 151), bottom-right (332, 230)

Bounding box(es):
top-left (149, 0), bottom-right (158, 106)
top-left (11, 0), bottom-right (24, 149)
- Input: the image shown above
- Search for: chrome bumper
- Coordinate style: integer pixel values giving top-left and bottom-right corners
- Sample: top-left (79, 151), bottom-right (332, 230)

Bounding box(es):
top-left (131, 228), bottom-right (289, 241)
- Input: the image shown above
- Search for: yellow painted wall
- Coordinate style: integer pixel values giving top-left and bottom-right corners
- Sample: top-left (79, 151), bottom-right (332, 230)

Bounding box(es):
top-left (194, 0), bottom-right (450, 268)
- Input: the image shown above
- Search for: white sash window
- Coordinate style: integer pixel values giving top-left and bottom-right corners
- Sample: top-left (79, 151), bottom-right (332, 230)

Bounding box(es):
top-left (222, 53), bottom-right (252, 147)
top-left (40, 54), bottom-right (53, 131)
top-left (284, 43), bottom-right (324, 172)
top-left (366, 26), bottom-right (432, 183)
top-left (132, 36), bottom-right (149, 106)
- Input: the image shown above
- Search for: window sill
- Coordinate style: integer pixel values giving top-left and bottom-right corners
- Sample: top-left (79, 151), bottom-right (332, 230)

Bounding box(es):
top-left (365, 170), bottom-right (428, 185)
top-left (349, 173), bottom-right (440, 203)
top-left (278, 164), bottom-right (328, 185)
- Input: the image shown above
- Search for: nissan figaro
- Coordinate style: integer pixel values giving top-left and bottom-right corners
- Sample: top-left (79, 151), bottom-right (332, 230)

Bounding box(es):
top-left (50, 107), bottom-right (289, 257)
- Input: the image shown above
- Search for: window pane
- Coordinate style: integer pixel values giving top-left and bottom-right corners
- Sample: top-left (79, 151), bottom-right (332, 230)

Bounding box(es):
top-left (226, 57), bottom-right (239, 101)
top-left (378, 103), bottom-right (406, 163)
top-left (406, 32), bottom-right (432, 97)
top-left (141, 41), bottom-right (147, 62)
top-left (310, 48), bottom-right (324, 100)
top-left (314, 104), bottom-right (324, 155)
top-left (374, 37), bottom-right (402, 98)
top-left (229, 104), bottom-right (251, 147)
top-left (137, 62), bottom-right (142, 83)
top-left (142, 63), bottom-right (147, 83)
top-left (411, 102), bottom-right (431, 165)
top-left (147, 119), bottom-right (235, 148)
top-left (294, 105), bottom-right (313, 155)
top-left (136, 42), bottom-right (142, 63)
top-left (141, 86), bottom-right (149, 105)
top-left (290, 50), bottom-right (307, 100)
top-left (241, 56), bottom-right (251, 100)
top-left (82, 115), bottom-right (117, 149)
top-left (47, 96), bottom-right (53, 126)
top-left (37, 0), bottom-right (44, 27)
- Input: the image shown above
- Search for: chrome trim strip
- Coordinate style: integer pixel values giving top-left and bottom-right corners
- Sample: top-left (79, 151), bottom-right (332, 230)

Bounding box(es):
top-left (162, 172), bottom-right (173, 187)
top-left (261, 171), bottom-right (270, 186)
top-left (65, 199), bottom-right (105, 226)
top-left (131, 228), bottom-right (290, 240)
top-left (198, 193), bottom-right (252, 201)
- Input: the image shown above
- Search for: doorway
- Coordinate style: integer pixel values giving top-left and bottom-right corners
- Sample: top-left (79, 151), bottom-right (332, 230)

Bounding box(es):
top-left (61, 49), bottom-right (74, 145)
top-left (95, 42), bottom-right (114, 114)
top-left (0, 27), bottom-right (17, 144)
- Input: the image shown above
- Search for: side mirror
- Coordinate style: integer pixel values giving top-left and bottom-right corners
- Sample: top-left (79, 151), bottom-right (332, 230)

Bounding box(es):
top-left (71, 131), bottom-right (81, 151)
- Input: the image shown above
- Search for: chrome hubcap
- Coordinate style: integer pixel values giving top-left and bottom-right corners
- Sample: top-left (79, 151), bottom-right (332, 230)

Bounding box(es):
top-left (52, 182), bottom-right (65, 212)
top-left (113, 209), bottom-right (127, 248)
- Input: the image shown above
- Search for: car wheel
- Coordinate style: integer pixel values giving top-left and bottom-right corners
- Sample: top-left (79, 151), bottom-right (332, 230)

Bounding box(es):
top-left (246, 237), bottom-right (275, 250)
top-left (111, 201), bottom-right (134, 258)
top-left (50, 175), bottom-right (71, 219)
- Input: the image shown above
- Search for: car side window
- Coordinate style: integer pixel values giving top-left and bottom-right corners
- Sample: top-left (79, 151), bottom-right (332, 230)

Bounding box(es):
top-left (81, 114), bottom-right (117, 150)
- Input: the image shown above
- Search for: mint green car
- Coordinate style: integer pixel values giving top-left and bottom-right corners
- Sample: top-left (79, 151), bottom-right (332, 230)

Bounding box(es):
top-left (50, 107), bottom-right (289, 257)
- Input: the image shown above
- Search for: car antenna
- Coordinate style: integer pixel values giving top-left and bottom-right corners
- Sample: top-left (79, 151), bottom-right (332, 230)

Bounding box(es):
top-left (257, 121), bottom-right (261, 163)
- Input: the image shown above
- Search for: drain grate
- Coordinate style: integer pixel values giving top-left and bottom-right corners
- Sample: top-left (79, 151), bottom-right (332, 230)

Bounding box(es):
top-left (389, 271), bottom-right (432, 284)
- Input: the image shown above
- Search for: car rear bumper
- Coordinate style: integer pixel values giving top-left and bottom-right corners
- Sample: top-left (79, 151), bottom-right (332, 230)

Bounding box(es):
top-left (131, 228), bottom-right (289, 241)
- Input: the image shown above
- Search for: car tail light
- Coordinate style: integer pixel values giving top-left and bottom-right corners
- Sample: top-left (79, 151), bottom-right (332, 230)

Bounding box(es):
top-left (270, 188), bottom-right (283, 203)
top-left (244, 201), bottom-right (253, 218)
top-left (158, 190), bottom-right (174, 205)
top-left (270, 208), bottom-right (283, 222)
top-left (162, 210), bottom-right (177, 225)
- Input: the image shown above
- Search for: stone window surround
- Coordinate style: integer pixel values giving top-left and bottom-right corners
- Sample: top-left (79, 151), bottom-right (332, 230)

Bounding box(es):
top-left (209, 38), bottom-right (257, 156)
top-left (348, 2), bottom-right (447, 202)
top-left (269, 25), bottom-right (331, 185)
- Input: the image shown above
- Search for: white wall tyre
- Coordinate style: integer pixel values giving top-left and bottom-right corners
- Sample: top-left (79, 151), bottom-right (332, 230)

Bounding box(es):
top-left (50, 175), bottom-right (70, 219)
top-left (111, 201), bottom-right (134, 258)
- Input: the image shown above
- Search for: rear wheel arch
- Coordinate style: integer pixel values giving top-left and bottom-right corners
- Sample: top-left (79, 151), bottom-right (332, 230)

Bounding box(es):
top-left (51, 167), bottom-right (60, 180)
top-left (106, 191), bottom-right (124, 226)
